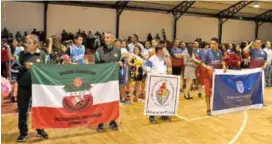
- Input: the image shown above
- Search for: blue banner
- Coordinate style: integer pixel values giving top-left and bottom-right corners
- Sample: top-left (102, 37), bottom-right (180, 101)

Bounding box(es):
top-left (211, 69), bottom-right (264, 115)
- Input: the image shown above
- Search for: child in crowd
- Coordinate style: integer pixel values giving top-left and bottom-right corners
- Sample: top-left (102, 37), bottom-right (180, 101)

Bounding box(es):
top-left (120, 40), bottom-right (132, 103)
top-left (115, 39), bottom-right (129, 103)
top-left (69, 34), bottom-right (85, 64)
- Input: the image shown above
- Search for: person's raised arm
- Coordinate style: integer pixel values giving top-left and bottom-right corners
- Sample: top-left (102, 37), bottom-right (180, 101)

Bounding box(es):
top-left (47, 38), bottom-right (53, 54)
top-left (165, 55), bottom-right (172, 67)
top-left (243, 41), bottom-right (253, 56)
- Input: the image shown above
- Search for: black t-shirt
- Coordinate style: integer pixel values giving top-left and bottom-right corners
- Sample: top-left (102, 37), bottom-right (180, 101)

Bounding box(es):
top-left (17, 50), bottom-right (47, 87)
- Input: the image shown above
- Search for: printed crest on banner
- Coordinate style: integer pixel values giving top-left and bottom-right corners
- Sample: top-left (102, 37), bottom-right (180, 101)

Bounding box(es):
top-left (156, 82), bottom-right (170, 105)
top-left (236, 81), bottom-right (244, 93)
top-left (62, 77), bottom-right (93, 112)
top-left (151, 80), bottom-right (174, 106)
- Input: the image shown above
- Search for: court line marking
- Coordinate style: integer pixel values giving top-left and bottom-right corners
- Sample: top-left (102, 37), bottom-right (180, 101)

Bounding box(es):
top-left (189, 116), bottom-right (211, 121)
top-left (267, 104), bottom-right (272, 107)
top-left (175, 114), bottom-right (189, 121)
top-left (228, 111), bottom-right (248, 144)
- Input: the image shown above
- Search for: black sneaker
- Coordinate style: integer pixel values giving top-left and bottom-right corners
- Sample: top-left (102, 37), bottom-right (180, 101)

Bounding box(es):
top-left (160, 116), bottom-right (171, 121)
top-left (120, 99), bottom-right (126, 104)
top-left (11, 96), bottom-right (16, 103)
top-left (149, 117), bottom-right (157, 124)
top-left (96, 124), bottom-right (104, 132)
top-left (109, 121), bottom-right (119, 131)
top-left (36, 129), bottom-right (48, 138)
top-left (198, 93), bottom-right (202, 98)
top-left (17, 133), bottom-right (28, 142)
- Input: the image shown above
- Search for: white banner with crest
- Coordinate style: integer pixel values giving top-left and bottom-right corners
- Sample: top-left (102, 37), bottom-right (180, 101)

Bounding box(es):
top-left (144, 74), bottom-right (180, 116)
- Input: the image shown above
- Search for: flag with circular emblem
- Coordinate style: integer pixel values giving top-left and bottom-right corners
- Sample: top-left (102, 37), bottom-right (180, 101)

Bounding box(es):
top-left (31, 62), bottom-right (120, 128)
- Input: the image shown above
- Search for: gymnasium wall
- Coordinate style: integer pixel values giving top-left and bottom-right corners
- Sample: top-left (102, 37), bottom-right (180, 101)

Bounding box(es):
top-left (2, 2), bottom-right (272, 43)
top-left (259, 23), bottom-right (272, 42)
top-left (1, 2), bottom-right (44, 35)
top-left (222, 19), bottom-right (255, 44)
top-left (47, 4), bottom-right (116, 38)
top-left (176, 15), bottom-right (218, 42)
top-left (119, 10), bottom-right (173, 41)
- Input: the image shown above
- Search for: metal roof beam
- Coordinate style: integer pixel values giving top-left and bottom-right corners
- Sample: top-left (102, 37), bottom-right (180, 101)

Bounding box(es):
top-left (172, 1), bottom-right (196, 20)
top-left (172, 1), bottom-right (195, 40)
top-left (255, 9), bottom-right (272, 22)
top-left (217, 1), bottom-right (253, 23)
top-left (115, 1), bottom-right (129, 38)
top-left (116, 1), bottom-right (129, 16)
top-left (27, 1), bottom-right (272, 23)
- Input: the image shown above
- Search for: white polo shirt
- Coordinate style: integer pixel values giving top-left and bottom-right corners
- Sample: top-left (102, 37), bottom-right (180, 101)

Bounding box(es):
top-left (145, 55), bottom-right (167, 74)
top-left (264, 47), bottom-right (272, 64)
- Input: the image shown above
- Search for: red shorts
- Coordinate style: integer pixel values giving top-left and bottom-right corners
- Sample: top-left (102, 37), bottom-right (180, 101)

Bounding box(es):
top-left (196, 65), bottom-right (204, 85)
top-left (203, 68), bottom-right (213, 97)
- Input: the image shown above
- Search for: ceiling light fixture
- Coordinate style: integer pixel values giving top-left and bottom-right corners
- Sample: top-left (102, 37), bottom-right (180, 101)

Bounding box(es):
top-left (253, 1), bottom-right (260, 8)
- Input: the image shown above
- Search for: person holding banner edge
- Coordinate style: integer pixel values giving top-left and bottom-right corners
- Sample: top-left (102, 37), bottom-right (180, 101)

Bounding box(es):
top-left (16, 34), bottom-right (52, 142)
top-left (200, 37), bottom-right (227, 116)
top-left (95, 32), bottom-right (122, 132)
top-left (144, 42), bottom-right (172, 124)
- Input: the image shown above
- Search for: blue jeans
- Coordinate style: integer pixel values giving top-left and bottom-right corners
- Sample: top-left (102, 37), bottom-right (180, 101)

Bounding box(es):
top-left (265, 64), bottom-right (272, 86)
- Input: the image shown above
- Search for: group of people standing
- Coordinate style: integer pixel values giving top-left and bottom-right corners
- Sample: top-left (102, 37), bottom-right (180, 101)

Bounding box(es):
top-left (2, 31), bottom-right (166, 142)
top-left (1, 29), bottom-right (272, 142)
top-left (170, 38), bottom-right (271, 115)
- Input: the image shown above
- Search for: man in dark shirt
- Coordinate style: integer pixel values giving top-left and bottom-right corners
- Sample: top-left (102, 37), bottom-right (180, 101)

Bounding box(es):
top-left (61, 30), bottom-right (68, 42)
top-left (1, 27), bottom-right (9, 39)
top-left (31, 28), bottom-right (38, 35)
top-left (15, 31), bottom-right (22, 41)
top-left (16, 34), bottom-right (51, 142)
top-left (95, 32), bottom-right (122, 132)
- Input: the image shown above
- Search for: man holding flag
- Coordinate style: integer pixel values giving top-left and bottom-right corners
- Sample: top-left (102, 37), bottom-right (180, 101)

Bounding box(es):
top-left (95, 32), bottom-right (122, 132)
top-left (16, 35), bottom-right (51, 142)
top-left (201, 37), bottom-right (227, 115)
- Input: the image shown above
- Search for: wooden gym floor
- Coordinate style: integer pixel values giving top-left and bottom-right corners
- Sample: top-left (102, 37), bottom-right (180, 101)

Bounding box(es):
top-left (1, 88), bottom-right (272, 144)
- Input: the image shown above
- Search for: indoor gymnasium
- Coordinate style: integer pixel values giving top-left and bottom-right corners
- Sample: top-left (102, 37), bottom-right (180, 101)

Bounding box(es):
top-left (1, 1), bottom-right (272, 144)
